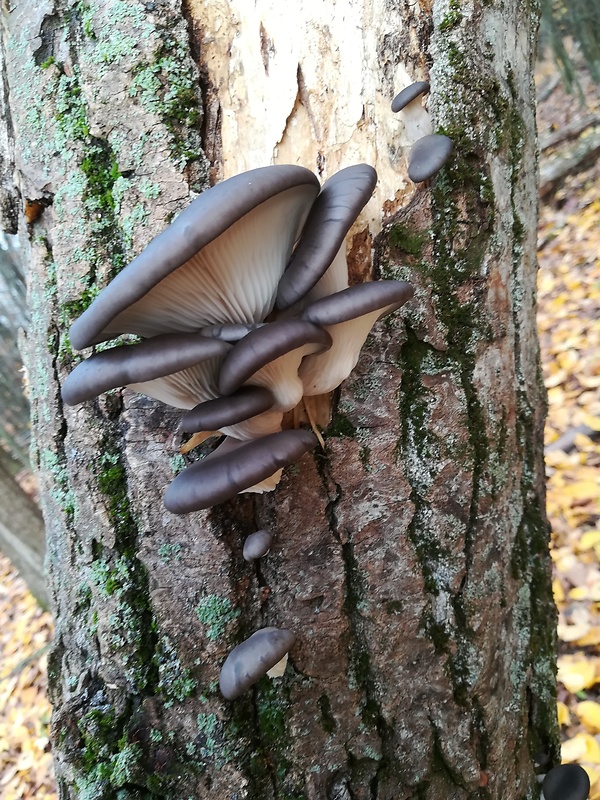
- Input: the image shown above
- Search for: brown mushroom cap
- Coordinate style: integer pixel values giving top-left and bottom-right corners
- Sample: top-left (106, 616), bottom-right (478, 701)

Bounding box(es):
top-left (391, 81), bottom-right (430, 112)
top-left (164, 429), bottom-right (318, 512)
top-left (69, 165), bottom-right (320, 350)
top-left (408, 134), bottom-right (453, 182)
top-left (61, 334), bottom-right (230, 406)
top-left (275, 164), bottom-right (377, 311)
top-left (219, 627), bottom-right (296, 700)
top-left (243, 530), bottom-right (273, 562)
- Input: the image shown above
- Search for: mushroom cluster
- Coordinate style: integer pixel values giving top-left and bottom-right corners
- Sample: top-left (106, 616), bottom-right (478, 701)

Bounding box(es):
top-left (62, 163), bottom-right (414, 511)
top-left (391, 81), bottom-right (454, 182)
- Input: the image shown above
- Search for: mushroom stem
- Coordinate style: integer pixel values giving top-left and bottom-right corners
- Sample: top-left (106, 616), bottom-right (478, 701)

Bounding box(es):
top-left (302, 396), bottom-right (325, 448)
top-left (180, 431), bottom-right (218, 454)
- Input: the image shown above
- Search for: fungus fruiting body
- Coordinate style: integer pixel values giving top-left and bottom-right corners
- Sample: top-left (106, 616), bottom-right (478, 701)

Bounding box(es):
top-left (243, 530), bottom-right (273, 562)
top-left (163, 429), bottom-right (319, 513)
top-left (219, 627), bottom-right (296, 700)
top-left (408, 134), bottom-right (454, 182)
top-left (391, 81), bottom-right (432, 142)
top-left (541, 764), bottom-right (590, 800)
top-left (63, 162), bottom-right (414, 509)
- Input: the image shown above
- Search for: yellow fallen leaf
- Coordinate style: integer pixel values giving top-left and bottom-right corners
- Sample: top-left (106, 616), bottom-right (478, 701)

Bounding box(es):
top-left (582, 414), bottom-right (600, 432)
top-left (579, 532), bottom-right (600, 551)
top-left (578, 701), bottom-right (600, 733)
top-left (557, 655), bottom-right (599, 692)
top-left (563, 481), bottom-right (599, 501)
top-left (577, 628), bottom-right (600, 647)
top-left (553, 578), bottom-right (566, 603)
top-left (557, 701), bottom-right (571, 726)
top-left (562, 732), bottom-right (600, 763)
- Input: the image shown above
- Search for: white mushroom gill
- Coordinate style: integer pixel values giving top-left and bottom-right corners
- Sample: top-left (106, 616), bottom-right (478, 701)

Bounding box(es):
top-left (128, 356), bottom-right (223, 409)
top-left (99, 185), bottom-right (318, 340)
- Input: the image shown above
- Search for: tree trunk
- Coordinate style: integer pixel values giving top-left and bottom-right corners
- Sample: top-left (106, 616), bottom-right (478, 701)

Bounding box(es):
top-left (1, 1), bottom-right (557, 798)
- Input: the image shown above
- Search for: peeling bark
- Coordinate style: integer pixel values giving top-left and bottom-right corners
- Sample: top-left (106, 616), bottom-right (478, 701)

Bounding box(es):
top-left (1, 0), bottom-right (557, 798)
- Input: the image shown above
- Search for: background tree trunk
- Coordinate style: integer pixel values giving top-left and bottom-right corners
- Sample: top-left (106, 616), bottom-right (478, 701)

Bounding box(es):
top-left (1, 0), bottom-right (557, 798)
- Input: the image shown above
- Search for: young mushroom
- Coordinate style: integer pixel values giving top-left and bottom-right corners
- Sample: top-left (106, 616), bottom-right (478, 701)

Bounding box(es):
top-left (408, 134), bottom-right (454, 182)
top-left (541, 764), bottom-right (590, 800)
top-left (242, 529), bottom-right (273, 562)
top-left (391, 81), bottom-right (433, 142)
top-left (219, 627), bottom-right (296, 700)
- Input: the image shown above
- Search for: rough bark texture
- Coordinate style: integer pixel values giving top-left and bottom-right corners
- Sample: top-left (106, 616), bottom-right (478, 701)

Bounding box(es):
top-left (1, 0), bottom-right (558, 798)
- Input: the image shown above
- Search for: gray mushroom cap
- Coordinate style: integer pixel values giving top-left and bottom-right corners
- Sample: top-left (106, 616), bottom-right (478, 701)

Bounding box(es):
top-left (541, 765), bottom-right (590, 800)
top-left (243, 530), bottom-right (273, 562)
top-left (218, 319), bottom-right (332, 396)
top-left (178, 386), bottom-right (275, 433)
top-left (276, 164), bottom-right (377, 311)
top-left (301, 280), bottom-right (414, 327)
top-left (69, 165), bottom-right (320, 350)
top-left (408, 134), bottom-right (453, 182)
top-left (391, 81), bottom-right (430, 112)
top-left (61, 334), bottom-right (231, 406)
top-left (164, 429), bottom-right (318, 512)
top-left (220, 627), bottom-right (296, 700)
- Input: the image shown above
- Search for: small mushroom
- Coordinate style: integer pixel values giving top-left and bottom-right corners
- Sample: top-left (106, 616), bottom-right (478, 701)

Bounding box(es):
top-left (299, 281), bottom-right (414, 396)
top-left (219, 627), bottom-right (296, 700)
top-left (218, 319), bottom-right (332, 411)
top-left (276, 164), bottom-right (377, 311)
top-left (391, 81), bottom-right (432, 142)
top-left (61, 333), bottom-right (230, 406)
top-left (243, 530), bottom-right (273, 562)
top-left (164, 429), bottom-right (318, 512)
top-left (69, 165), bottom-right (321, 349)
top-left (541, 764), bottom-right (590, 800)
top-left (408, 134), bottom-right (453, 182)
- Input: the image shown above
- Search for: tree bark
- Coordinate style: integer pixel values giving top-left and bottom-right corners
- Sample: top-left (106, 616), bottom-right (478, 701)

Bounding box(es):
top-left (1, 1), bottom-right (557, 798)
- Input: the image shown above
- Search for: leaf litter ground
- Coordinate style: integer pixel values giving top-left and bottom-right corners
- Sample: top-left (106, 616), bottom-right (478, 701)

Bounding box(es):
top-left (1, 63), bottom-right (599, 798)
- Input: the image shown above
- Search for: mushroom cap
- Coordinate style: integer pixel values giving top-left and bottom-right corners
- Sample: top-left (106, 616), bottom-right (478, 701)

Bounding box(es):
top-left (61, 334), bottom-right (230, 406)
top-left (243, 530), bottom-right (273, 562)
top-left (164, 429), bottom-right (318, 512)
top-left (301, 280), bottom-right (414, 327)
top-left (178, 386), bottom-right (275, 433)
top-left (275, 164), bottom-right (377, 311)
top-left (391, 81), bottom-right (430, 112)
top-left (218, 319), bottom-right (332, 397)
top-left (408, 134), bottom-right (453, 182)
top-left (200, 323), bottom-right (265, 342)
top-left (299, 281), bottom-right (414, 396)
top-left (542, 764), bottom-right (590, 800)
top-left (69, 165), bottom-right (320, 350)
top-left (220, 627), bottom-right (296, 700)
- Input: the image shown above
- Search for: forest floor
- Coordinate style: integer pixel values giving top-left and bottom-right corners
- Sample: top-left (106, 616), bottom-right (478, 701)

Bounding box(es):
top-left (0, 64), bottom-right (599, 800)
